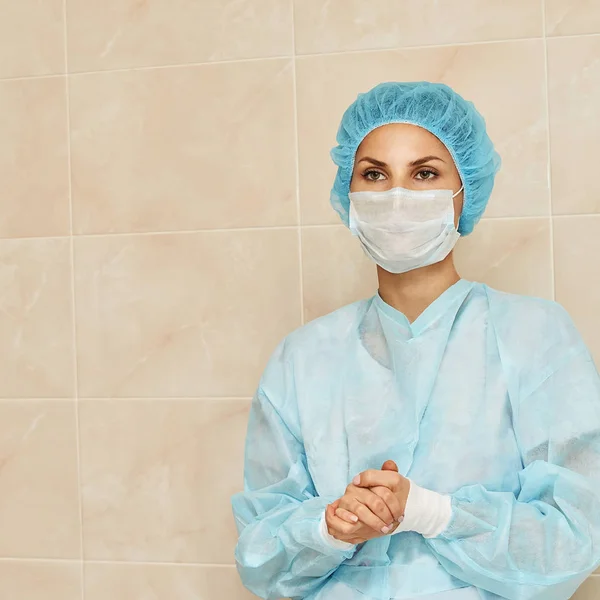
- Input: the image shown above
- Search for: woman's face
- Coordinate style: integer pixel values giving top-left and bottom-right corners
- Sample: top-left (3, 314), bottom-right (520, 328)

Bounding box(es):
top-left (349, 123), bottom-right (464, 227)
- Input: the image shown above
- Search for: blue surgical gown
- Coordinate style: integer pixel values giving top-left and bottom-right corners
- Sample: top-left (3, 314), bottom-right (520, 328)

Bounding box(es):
top-left (231, 280), bottom-right (600, 600)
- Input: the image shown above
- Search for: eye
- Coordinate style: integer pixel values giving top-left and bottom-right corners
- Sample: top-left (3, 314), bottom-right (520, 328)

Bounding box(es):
top-left (363, 169), bottom-right (386, 182)
top-left (415, 169), bottom-right (438, 181)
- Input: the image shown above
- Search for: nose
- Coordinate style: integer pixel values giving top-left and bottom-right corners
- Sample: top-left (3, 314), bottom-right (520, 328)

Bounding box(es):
top-left (386, 171), bottom-right (414, 190)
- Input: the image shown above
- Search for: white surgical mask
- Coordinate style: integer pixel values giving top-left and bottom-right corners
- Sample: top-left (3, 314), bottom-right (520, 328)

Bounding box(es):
top-left (348, 185), bottom-right (463, 274)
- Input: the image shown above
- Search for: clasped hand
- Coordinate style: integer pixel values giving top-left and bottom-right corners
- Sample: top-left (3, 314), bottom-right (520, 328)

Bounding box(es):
top-left (325, 460), bottom-right (410, 544)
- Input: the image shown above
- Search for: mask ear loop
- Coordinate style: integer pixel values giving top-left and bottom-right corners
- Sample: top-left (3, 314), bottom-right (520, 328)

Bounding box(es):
top-left (452, 185), bottom-right (464, 198)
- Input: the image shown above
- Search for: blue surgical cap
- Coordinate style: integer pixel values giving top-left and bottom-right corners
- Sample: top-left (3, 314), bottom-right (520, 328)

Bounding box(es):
top-left (330, 82), bottom-right (501, 235)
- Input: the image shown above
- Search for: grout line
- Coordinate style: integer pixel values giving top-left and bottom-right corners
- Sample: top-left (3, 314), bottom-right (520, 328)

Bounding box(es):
top-left (85, 560), bottom-right (237, 568)
top-left (2, 32), bottom-right (600, 84)
top-left (0, 397), bottom-right (251, 402)
top-left (79, 397), bottom-right (254, 402)
top-left (61, 3), bottom-right (86, 598)
top-left (540, 30), bottom-right (600, 43)
top-left (63, 54), bottom-right (292, 78)
top-left (290, 0), bottom-right (305, 326)
top-left (551, 213), bottom-right (600, 219)
top-left (1, 554), bottom-right (594, 574)
top-left (0, 56), bottom-right (292, 82)
top-left (0, 73), bottom-right (67, 83)
top-left (0, 226), bottom-right (301, 242)
top-left (0, 35), bottom-right (561, 84)
top-left (0, 40), bottom-right (540, 82)
top-left (0, 38), bottom-right (554, 83)
top-left (541, 0), bottom-right (556, 301)
top-left (0, 557), bottom-right (236, 568)
top-left (0, 398), bottom-right (77, 403)
top-left (72, 225), bottom-right (301, 236)
top-left (295, 35), bottom-right (547, 58)
top-left (0, 558), bottom-right (81, 564)
top-left (4, 214), bottom-right (600, 243)
top-left (479, 214), bottom-right (549, 222)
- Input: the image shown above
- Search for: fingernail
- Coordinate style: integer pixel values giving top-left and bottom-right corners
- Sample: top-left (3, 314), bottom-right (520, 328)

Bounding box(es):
top-left (381, 526), bottom-right (391, 533)
top-left (397, 515), bottom-right (404, 523)
top-left (351, 515), bottom-right (358, 523)
top-left (353, 475), bottom-right (360, 485)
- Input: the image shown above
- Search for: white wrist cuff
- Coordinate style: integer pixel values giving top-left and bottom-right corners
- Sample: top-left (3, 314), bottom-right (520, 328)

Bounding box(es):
top-left (392, 480), bottom-right (452, 538)
top-left (319, 510), bottom-right (357, 550)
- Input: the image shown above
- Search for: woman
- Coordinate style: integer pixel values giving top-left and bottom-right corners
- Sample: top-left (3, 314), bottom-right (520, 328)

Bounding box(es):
top-left (231, 82), bottom-right (600, 600)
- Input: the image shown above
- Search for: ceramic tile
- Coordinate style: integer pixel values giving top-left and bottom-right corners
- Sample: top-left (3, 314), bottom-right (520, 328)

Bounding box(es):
top-left (0, 560), bottom-right (81, 600)
top-left (85, 563), bottom-right (258, 599)
top-left (69, 60), bottom-right (296, 234)
top-left (0, 0), bottom-right (64, 78)
top-left (0, 77), bottom-right (70, 238)
top-left (554, 216), bottom-right (600, 364)
top-left (0, 239), bottom-right (74, 398)
top-left (74, 230), bottom-right (300, 398)
top-left (0, 401), bottom-right (80, 558)
top-left (454, 217), bottom-right (553, 299)
top-left (296, 41), bottom-right (549, 225)
top-left (80, 398), bottom-right (248, 562)
top-left (572, 575), bottom-right (600, 600)
top-left (545, 0), bottom-right (600, 36)
top-left (548, 36), bottom-right (600, 215)
top-left (67, 0), bottom-right (292, 72)
top-left (294, 0), bottom-right (543, 55)
top-left (302, 225), bottom-right (377, 322)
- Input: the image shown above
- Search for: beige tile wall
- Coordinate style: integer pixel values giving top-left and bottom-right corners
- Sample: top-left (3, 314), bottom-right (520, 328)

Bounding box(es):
top-left (0, 1), bottom-right (598, 598)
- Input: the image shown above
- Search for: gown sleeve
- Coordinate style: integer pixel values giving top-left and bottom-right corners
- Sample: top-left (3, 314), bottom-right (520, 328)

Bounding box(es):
top-left (426, 321), bottom-right (600, 600)
top-left (231, 342), bottom-right (357, 600)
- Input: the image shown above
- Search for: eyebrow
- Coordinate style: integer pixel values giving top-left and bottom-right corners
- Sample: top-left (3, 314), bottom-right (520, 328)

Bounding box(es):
top-left (356, 155), bottom-right (445, 168)
top-left (409, 155), bottom-right (445, 167)
top-left (356, 156), bottom-right (388, 167)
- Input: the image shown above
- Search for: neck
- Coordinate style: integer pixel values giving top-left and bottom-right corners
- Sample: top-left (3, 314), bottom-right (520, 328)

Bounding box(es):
top-left (377, 255), bottom-right (461, 323)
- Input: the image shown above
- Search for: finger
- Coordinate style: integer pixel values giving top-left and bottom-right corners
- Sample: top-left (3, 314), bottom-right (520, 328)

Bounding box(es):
top-left (325, 502), bottom-right (341, 527)
top-left (326, 502), bottom-right (337, 518)
top-left (353, 469), bottom-right (400, 490)
top-left (335, 507), bottom-right (359, 524)
top-left (381, 460), bottom-right (399, 472)
top-left (327, 510), bottom-right (361, 538)
top-left (341, 489), bottom-right (390, 520)
top-left (342, 495), bottom-right (393, 533)
top-left (355, 487), bottom-right (395, 527)
top-left (384, 520), bottom-right (400, 536)
top-left (371, 485), bottom-right (404, 522)
top-left (343, 486), bottom-right (394, 525)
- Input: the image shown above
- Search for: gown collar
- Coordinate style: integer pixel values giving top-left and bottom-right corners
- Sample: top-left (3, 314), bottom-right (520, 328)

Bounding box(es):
top-left (374, 279), bottom-right (474, 339)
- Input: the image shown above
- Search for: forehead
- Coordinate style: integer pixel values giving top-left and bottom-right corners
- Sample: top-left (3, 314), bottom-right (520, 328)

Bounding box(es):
top-left (355, 123), bottom-right (451, 161)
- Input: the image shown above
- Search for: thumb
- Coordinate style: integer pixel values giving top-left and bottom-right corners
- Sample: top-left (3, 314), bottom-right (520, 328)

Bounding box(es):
top-left (381, 460), bottom-right (399, 472)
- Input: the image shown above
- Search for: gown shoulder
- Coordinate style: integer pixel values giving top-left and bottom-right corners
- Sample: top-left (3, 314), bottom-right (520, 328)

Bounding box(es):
top-left (283, 297), bottom-right (374, 354)
top-left (481, 284), bottom-right (592, 399)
